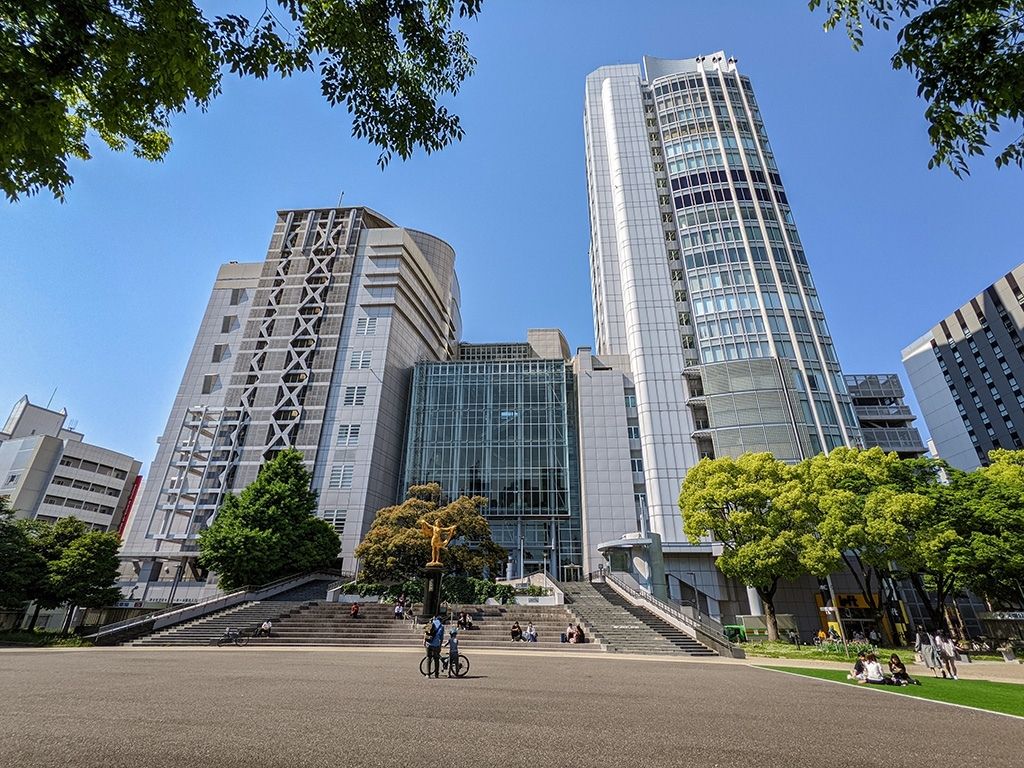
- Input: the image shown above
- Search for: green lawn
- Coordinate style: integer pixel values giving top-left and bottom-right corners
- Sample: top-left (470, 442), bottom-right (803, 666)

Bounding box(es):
top-left (0, 630), bottom-right (92, 648)
top-left (761, 665), bottom-right (1024, 718)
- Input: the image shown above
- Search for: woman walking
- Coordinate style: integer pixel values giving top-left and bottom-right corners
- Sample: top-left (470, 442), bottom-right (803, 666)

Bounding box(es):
top-left (914, 626), bottom-right (942, 678)
top-left (935, 629), bottom-right (960, 680)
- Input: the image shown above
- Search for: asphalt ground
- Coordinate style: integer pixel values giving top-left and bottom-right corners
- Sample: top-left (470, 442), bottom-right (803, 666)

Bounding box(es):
top-left (1, 648), bottom-right (1020, 768)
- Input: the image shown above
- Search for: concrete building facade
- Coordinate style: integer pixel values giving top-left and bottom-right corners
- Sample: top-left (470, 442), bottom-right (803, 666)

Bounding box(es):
top-left (121, 206), bottom-right (461, 603)
top-left (0, 396), bottom-right (141, 533)
top-left (902, 262), bottom-right (1024, 470)
top-left (845, 374), bottom-right (927, 458)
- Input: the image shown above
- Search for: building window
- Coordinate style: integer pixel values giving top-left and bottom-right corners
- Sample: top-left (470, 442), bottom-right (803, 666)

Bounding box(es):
top-left (5, 473), bottom-right (19, 486)
top-left (329, 465), bottom-right (354, 490)
top-left (320, 509), bottom-right (347, 538)
top-left (212, 344), bottom-right (227, 363)
top-left (229, 288), bottom-right (244, 306)
top-left (350, 351), bottom-right (372, 369)
top-left (624, 394), bottom-right (637, 408)
top-left (221, 315), bottom-right (237, 333)
top-left (356, 317), bottom-right (378, 336)
top-left (627, 426), bottom-right (640, 440)
top-left (630, 458), bottom-right (644, 472)
top-left (201, 375), bottom-right (219, 395)
top-left (336, 424), bottom-right (360, 447)
top-left (343, 386), bottom-right (367, 406)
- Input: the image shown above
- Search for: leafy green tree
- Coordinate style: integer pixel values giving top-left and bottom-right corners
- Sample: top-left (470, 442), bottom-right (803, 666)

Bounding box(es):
top-left (680, 453), bottom-right (810, 641)
top-left (797, 447), bottom-right (940, 643)
top-left (18, 516), bottom-right (92, 630)
top-left (913, 451), bottom-right (1024, 616)
top-left (50, 530), bottom-right (123, 634)
top-left (810, 0), bottom-right (1024, 175)
top-left (2, 0), bottom-right (483, 201)
top-left (197, 448), bottom-right (340, 591)
top-left (0, 498), bottom-right (45, 610)
top-left (355, 482), bottom-right (507, 583)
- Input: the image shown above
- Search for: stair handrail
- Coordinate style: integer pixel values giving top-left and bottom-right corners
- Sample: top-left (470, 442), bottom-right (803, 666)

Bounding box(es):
top-left (88, 569), bottom-right (351, 644)
top-left (603, 572), bottom-right (745, 658)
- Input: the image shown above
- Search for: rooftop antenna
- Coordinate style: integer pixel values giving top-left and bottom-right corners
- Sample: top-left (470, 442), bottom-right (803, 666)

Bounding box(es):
top-left (337, 191), bottom-right (345, 207)
top-left (46, 386), bottom-right (58, 409)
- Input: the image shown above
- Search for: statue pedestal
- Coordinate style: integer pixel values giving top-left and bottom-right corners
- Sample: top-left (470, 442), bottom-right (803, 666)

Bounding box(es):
top-left (420, 564), bottom-right (443, 620)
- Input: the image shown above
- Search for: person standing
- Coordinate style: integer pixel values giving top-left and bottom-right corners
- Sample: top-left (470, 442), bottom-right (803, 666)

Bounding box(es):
top-left (424, 614), bottom-right (444, 678)
top-left (914, 626), bottom-right (941, 678)
top-left (445, 629), bottom-right (460, 678)
top-left (936, 629), bottom-right (960, 680)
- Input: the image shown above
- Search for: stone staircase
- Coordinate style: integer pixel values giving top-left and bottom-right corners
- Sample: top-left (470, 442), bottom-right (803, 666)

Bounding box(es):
top-left (562, 581), bottom-right (717, 657)
top-left (132, 601), bottom-right (316, 646)
top-left (245, 602), bottom-right (602, 651)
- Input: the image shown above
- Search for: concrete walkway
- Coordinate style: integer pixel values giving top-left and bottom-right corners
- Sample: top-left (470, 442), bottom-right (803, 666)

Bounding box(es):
top-left (1, 648), bottom-right (1020, 768)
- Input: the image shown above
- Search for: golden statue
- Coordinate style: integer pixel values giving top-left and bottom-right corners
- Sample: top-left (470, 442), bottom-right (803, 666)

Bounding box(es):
top-left (419, 518), bottom-right (458, 566)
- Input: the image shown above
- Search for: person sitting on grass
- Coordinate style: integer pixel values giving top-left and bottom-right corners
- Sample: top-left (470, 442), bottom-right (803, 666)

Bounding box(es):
top-left (860, 653), bottom-right (891, 685)
top-left (888, 653), bottom-right (919, 686)
top-left (510, 621), bottom-right (523, 642)
top-left (847, 651), bottom-right (868, 682)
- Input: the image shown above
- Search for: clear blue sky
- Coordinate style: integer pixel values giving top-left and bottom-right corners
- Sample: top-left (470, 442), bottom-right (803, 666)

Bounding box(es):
top-left (2, 1), bottom-right (1021, 471)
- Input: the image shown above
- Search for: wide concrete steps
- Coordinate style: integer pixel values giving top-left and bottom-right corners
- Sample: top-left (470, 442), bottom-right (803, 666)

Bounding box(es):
top-left (562, 582), bottom-right (717, 657)
top-left (132, 601), bottom-right (314, 646)
top-left (251, 603), bottom-right (601, 651)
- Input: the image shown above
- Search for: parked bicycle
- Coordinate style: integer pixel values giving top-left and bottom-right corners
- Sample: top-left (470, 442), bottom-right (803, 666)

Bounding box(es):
top-left (420, 652), bottom-right (469, 677)
top-left (216, 627), bottom-right (251, 647)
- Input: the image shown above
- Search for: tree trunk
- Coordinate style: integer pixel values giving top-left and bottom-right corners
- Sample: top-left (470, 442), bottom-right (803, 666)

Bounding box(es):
top-left (27, 603), bottom-right (42, 632)
top-left (758, 581), bottom-right (780, 642)
top-left (908, 573), bottom-right (944, 628)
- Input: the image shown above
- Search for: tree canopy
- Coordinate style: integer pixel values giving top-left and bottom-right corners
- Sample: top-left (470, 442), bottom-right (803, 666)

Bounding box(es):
top-left (355, 482), bottom-right (507, 583)
top-left (810, 0), bottom-right (1024, 175)
top-left (0, 498), bottom-right (46, 609)
top-left (197, 448), bottom-right (340, 591)
top-left (1, 0), bottom-right (483, 200)
top-left (680, 452), bottom-right (811, 641)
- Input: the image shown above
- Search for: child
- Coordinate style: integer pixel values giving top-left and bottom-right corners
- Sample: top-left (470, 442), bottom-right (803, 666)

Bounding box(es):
top-left (445, 629), bottom-right (460, 677)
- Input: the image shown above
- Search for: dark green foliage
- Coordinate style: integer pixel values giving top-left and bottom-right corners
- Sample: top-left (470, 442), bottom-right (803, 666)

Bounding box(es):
top-left (355, 482), bottom-right (507, 583)
top-left (1, 0), bottom-right (483, 200)
top-left (197, 448), bottom-right (340, 591)
top-left (0, 499), bottom-right (45, 608)
top-left (338, 575), bottom-right (514, 605)
top-left (810, 0), bottom-right (1024, 175)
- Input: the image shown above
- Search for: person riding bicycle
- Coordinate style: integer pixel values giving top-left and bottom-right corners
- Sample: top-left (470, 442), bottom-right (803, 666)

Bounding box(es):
top-left (444, 629), bottom-right (460, 678)
top-left (424, 614), bottom-right (444, 678)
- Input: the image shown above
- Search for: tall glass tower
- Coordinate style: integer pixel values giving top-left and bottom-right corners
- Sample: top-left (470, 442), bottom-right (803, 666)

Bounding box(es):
top-left (585, 53), bottom-right (860, 544)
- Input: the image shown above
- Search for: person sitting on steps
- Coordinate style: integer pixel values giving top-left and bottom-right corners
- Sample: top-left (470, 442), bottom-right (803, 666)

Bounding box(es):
top-left (510, 621), bottom-right (523, 642)
top-left (350, 602), bottom-right (360, 619)
top-left (573, 624), bottom-right (586, 644)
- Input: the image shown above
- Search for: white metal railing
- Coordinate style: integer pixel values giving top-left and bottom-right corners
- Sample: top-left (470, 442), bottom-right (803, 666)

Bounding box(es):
top-left (603, 573), bottom-right (744, 658)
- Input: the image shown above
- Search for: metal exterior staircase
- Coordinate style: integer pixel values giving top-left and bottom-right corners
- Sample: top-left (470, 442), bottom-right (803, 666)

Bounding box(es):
top-left (562, 582), bottom-right (717, 657)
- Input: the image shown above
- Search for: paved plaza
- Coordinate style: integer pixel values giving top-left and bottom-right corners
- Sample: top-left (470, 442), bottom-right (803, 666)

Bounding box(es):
top-left (0, 648), bottom-right (1020, 767)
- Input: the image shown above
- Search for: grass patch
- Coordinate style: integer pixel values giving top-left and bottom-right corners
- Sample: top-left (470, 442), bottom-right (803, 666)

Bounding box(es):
top-left (0, 630), bottom-right (92, 648)
top-left (743, 641), bottom-right (903, 663)
top-left (761, 665), bottom-right (1024, 718)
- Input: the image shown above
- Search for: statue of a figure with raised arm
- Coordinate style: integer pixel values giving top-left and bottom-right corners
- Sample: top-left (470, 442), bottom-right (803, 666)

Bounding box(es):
top-left (419, 518), bottom-right (458, 566)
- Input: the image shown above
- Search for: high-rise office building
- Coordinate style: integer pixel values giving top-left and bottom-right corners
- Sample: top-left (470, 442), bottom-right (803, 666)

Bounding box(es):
top-left (401, 329), bottom-right (583, 581)
top-left (584, 53), bottom-right (860, 618)
top-left (0, 396), bottom-right (142, 533)
top-left (845, 374), bottom-right (927, 458)
top-left (902, 262), bottom-right (1024, 470)
top-left (121, 206), bottom-right (461, 602)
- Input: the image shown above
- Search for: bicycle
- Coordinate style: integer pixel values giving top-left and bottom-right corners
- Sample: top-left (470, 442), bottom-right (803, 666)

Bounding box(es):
top-left (216, 627), bottom-right (251, 647)
top-left (420, 652), bottom-right (469, 677)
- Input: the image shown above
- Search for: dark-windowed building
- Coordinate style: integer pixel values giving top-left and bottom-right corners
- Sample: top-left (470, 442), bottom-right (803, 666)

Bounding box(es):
top-left (401, 330), bottom-right (583, 581)
top-left (903, 262), bottom-right (1024, 470)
